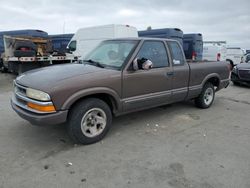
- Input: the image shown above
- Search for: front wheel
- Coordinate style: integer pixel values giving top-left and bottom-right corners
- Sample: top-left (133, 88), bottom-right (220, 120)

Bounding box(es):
top-left (67, 98), bottom-right (112, 144)
top-left (195, 82), bottom-right (215, 109)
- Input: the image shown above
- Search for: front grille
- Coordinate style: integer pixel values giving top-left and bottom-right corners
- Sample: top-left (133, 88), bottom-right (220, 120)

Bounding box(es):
top-left (238, 69), bottom-right (250, 80)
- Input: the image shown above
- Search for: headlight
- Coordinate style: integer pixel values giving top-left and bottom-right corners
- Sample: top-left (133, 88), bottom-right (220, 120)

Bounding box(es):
top-left (232, 66), bottom-right (238, 73)
top-left (26, 88), bottom-right (51, 101)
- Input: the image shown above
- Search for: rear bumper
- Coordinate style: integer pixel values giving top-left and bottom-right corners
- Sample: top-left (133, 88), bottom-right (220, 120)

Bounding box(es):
top-left (11, 100), bottom-right (68, 126)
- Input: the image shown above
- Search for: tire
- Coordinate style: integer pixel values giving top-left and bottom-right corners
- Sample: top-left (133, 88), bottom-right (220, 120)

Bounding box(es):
top-left (14, 41), bottom-right (37, 51)
top-left (14, 50), bottom-right (36, 57)
top-left (67, 98), bottom-right (112, 145)
top-left (195, 82), bottom-right (215, 109)
top-left (233, 81), bottom-right (240, 86)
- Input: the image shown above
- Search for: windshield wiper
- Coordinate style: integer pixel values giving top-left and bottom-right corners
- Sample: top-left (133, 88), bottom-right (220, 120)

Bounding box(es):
top-left (83, 59), bottom-right (105, 68)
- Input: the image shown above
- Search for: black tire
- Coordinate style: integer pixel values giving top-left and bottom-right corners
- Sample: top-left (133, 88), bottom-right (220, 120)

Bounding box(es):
top-left (14, 50), bottom-right (36, 57)
top-left (233, 81), bottom-right (240, 86)
top-left (195, 82), bottom-right (215, 109)
top-left (67, 98), bottom-right (112, 145)
top-left (14, 41), bottom-right (37, 51)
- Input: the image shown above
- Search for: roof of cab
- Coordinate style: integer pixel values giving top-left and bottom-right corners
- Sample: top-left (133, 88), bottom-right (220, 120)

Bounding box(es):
top-left (104, 37), bottom-right (180, 42)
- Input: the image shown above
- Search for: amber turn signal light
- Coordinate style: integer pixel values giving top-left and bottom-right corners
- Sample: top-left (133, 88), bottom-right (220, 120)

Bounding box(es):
top-left (27, 102), bottom-right (56, 112)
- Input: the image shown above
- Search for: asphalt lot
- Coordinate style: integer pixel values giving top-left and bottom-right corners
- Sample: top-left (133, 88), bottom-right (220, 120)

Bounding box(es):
top-left (0, 72), bottom-right (250, 188)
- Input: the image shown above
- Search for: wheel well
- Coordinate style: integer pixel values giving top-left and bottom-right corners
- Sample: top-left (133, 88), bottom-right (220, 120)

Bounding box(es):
top-left (69, 93), bottom-right (117, 114)
top-left (206, 77), bottom-right (220, 88)
top-left (226, 59), bottom-right (234, 66)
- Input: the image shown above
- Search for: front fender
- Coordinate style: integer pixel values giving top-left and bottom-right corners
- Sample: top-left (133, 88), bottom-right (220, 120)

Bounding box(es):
top-left (61, 87), bottom-right (122, 111)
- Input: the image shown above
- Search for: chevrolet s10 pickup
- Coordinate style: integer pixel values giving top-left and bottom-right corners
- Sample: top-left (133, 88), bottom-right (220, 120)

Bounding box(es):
top-left (11, 38), bottom-right (230, 144)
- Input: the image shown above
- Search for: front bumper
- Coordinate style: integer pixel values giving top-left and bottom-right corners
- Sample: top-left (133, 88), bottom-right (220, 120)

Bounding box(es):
top-left (11, 98), bottom-right (68, 126)
top-left (231, 72), bottom-right (250, 86)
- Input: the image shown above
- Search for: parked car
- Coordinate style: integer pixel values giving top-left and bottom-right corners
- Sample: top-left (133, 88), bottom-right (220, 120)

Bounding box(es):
top-left (243, 53), bottom-right (250, 63)
top-left (226, 47), bottom-right (244, 66)
top-left (67, 24), bottom-right (138, 59)
top-left (11, 38), bottom-right (230, 144)
top-left (183, 33), bottom-right (203, 61)
top-left (231, 61), bottom-right (250, 86)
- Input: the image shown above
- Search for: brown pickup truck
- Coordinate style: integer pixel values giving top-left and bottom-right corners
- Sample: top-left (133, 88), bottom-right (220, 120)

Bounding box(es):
top-left (11, 38), bottom-right (230, 144)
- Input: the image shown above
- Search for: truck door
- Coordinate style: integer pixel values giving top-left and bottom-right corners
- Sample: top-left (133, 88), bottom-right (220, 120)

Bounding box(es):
top-left (168, 41), bottom-right (190, 102)
top-left (122, 40), bottom-right (173, 111)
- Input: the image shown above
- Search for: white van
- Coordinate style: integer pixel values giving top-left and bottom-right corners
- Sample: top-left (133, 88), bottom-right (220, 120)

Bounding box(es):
top-left (203, 41), bottom-right (227, 62)
top-left (226, 47), bottom-right (244, 66)
top-left (67, 24), bottom-right (138, 59)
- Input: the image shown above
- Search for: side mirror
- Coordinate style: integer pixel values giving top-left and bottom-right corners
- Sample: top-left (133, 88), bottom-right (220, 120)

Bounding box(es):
top-left (65, 47), bottom-right (72, 54)
top-left (133, 58), bottom-right (153, 71)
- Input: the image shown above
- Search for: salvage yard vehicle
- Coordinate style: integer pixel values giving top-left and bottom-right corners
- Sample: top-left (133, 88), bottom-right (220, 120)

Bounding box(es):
top-left (11, 38), bottom-right (230, 144)
top-left (231, 61), bottom-right (250, 86)
top-left (226, 47), bottom-right (244, 66)
top-left (0, 29), bottom-right (48, 55)
top-left (1, 35), bottom-right (71, 74)
top-left (49, 33), bottom-right (74, 54)
top-left (203, 41), bottom-right (227, 62)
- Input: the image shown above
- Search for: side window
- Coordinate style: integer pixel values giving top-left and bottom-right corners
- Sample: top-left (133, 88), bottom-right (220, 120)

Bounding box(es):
top-left (168, 41), bottom-right (185, 66)
top-left (137, 41), bottom-right (169, 68)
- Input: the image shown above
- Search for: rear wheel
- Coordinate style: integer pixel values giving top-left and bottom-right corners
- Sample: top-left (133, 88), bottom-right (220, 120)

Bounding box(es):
top-left (195, 82), bottom-right (215, 109)
top-left (67, 98), bottom-right (112, 144)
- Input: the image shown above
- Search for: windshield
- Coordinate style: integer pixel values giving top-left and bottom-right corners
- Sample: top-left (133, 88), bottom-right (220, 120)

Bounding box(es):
top-left (84, 40), bottom-right (138, 69)
top-left (68, 40), bottom-right (76, 51)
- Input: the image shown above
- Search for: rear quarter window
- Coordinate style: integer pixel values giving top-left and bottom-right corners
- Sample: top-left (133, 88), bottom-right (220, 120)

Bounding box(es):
top-left (168, 41), bottom-right (185, 66)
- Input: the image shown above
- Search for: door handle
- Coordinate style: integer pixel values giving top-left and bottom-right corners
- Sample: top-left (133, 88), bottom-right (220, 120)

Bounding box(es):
top-left (166, 72), bottom-right (174, 76)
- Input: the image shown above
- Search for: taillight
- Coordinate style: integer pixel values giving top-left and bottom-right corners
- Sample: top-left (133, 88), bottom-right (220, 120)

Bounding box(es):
top-left (192, 51), bottom-right (197, 61)
top-left (217, 53), bottom-right (221, 61)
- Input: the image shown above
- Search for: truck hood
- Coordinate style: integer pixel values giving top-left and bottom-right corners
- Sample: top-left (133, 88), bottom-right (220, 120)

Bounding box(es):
top-left (16, 63), bottom-right (107, 90)
top-left (236, 63), bottom-right (250, 69)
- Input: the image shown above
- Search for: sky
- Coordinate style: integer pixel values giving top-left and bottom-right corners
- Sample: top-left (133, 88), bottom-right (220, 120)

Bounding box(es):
top-left (0, 0), bottom-right (250, 49)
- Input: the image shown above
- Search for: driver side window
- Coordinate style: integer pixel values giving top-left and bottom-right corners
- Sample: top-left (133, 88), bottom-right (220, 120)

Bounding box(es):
top-left (137, 41), bottom-right (169, 68)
